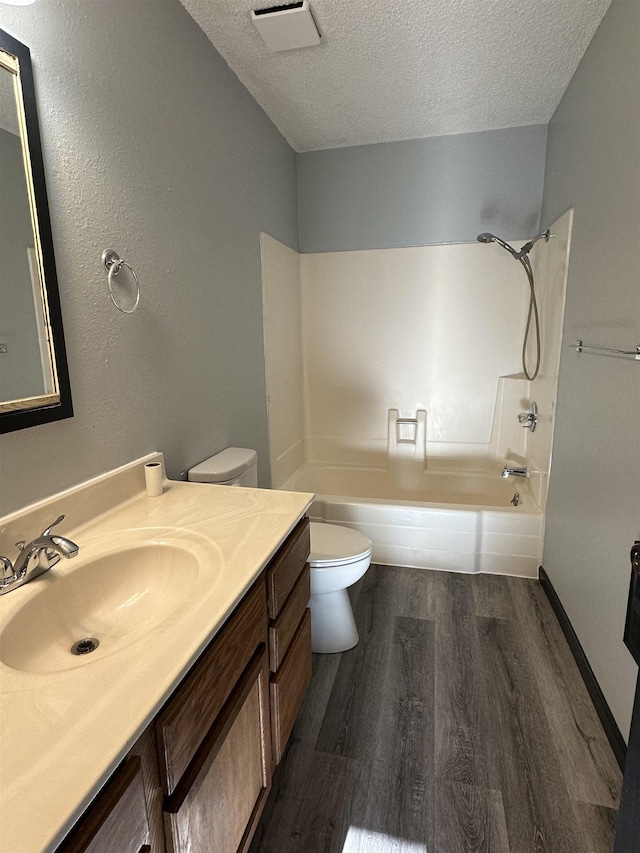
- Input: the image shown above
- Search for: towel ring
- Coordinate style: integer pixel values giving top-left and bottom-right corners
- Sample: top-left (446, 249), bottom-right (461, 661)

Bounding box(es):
top-left (102, 249), bottom-right (140, 314)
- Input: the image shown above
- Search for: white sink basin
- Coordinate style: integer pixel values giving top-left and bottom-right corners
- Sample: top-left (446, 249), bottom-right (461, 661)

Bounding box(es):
top-left (0, 535), bottom-right (216, 673)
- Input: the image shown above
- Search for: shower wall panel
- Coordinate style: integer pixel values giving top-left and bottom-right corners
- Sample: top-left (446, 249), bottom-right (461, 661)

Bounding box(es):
top-left (524, 209), bottom-right (573, 508)
top-left (260, 233), bottom-right (304, 486)
top-left (262, 234), bottom-right (569, 501)
top-left (300, 242), bottom-right (530, 471)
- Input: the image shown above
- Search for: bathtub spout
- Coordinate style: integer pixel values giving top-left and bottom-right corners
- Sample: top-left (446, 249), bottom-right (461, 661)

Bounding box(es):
top-left (502, 466), bottom-right (528, 479)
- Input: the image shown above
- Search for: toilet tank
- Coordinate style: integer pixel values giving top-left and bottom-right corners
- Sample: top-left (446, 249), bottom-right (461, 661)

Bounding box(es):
top-left (188, 447), bottom-right (258, 487)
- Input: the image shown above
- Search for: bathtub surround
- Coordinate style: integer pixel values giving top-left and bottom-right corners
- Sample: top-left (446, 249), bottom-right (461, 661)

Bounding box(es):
top-left (299, 243), bottom-right (528, 469)
top-left (0, 0), bottom-right (298, 516)
top-left (262, 225), bottom-right (569, 505)
top-left (260, 233), bottom-right (304, 487)
top-left (261, 228), bottom-right (570, 577)
top-left (524, 208), bottom-right (573, 509)
top-left (300, 237), bottom-right (570, 488)
top-left (297, 125), bottom-right (548, 254)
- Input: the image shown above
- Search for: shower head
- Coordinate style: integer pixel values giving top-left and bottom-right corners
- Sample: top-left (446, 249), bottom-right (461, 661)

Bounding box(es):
top-left (476, 230), bottom-right (550, 260)
top-left (476, 232), bottom-right (519, 257)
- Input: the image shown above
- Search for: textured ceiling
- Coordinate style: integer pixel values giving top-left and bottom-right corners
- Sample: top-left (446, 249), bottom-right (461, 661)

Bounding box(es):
top-left (180, 0), bottom-right (611, 152)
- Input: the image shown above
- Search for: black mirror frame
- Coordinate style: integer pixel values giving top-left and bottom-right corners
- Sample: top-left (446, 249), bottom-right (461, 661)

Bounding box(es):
top-left (0, 27), bottom-right (72, 434)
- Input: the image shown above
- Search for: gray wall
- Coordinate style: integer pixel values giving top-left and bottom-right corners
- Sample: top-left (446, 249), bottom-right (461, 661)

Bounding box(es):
top-left (0, 127), bottom-right (44, 401)
top-left (297, 125), bottom-right (548, 253)
top-left (541, 0), bottom-right (640, 737)
top-left (0, 0), bottom-right (298, 515)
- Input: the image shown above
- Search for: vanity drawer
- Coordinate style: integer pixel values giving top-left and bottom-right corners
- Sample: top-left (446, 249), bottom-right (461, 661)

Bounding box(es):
top-left (156, 579), bottom-right (267, 795)
top-left (270, 608), bottom-right (312, 763)
top-left (267, 516), bottom-right (310, 620)
top-left (58, 756), bottom-right (150, 853)
top-left (268, 563), bottom-right (310, 672)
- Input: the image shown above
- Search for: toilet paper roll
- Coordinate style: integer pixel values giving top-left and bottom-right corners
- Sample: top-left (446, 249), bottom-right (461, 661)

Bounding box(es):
top-left (145, 462), bottom-right (163, 497)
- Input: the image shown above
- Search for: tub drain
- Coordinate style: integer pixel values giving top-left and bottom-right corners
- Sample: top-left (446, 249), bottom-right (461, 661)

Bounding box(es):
top-left (71, 637), bottom-right (99, 656)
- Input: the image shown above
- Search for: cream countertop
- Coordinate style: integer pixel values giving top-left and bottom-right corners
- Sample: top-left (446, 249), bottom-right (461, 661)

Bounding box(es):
top-left (0, 454), bottom-right (313, 853)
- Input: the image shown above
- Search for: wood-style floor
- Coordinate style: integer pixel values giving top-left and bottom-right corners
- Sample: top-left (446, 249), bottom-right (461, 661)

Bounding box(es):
top-left (250, 565), bottom-right (622, 853)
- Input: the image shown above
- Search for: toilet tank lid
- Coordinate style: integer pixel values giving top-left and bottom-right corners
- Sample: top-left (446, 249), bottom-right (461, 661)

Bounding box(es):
top-left (309, 522), bottom-right (372, 564)
top-left (188, 448), bottom-right (257, 483)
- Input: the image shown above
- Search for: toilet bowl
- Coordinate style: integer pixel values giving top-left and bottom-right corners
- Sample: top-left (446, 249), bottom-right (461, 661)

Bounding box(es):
top-left (188, 448), bottom-right (372, 654)
top-left (308, 521), bottom-right (372, 654)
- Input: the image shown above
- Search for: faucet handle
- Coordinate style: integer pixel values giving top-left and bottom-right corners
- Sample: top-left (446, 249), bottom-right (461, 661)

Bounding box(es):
top-left (42, 515), bottom-right (66, 537)
top-left (1, 556), bottom-right (17, 588)
top-left (517, 402), bottom-right (537, 432)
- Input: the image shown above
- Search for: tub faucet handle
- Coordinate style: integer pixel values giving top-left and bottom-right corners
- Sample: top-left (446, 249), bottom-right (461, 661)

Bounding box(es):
top-left (517, 402), bottom-right (537, 432)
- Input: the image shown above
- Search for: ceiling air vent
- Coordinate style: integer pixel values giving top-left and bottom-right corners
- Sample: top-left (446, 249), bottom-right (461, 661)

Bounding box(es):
top-left (251, 1), bottom-right (321, 52)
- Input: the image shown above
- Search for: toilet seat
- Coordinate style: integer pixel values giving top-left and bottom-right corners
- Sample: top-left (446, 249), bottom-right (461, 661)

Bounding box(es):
top-left (309, 522), bottom-right (372, 567)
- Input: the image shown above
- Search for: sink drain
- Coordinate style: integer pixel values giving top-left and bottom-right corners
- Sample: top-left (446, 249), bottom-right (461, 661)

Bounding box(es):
top-left (70, 638), bottom-right (100, 656)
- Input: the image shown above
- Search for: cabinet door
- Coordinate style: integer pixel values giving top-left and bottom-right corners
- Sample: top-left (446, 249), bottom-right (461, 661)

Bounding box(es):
top-left (58, 756), bottom-right (150, 853)
top-left (164, 647), bottom-right (272, 853)
top-left (157, 581), bottom-right (267, 797)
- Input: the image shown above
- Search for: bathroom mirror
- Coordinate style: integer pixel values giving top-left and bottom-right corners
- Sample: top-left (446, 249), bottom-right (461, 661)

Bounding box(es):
top-left (0, 28), bottom-right (72, 433)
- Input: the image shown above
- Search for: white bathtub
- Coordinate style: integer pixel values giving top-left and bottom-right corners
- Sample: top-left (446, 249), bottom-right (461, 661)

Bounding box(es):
top-left (280, 463), bottom-right (543, 578)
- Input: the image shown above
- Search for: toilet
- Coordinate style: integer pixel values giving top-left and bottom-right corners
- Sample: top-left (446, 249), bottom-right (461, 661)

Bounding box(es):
top-left (306, 520), bottom-right (372, 653)
top-left (188, 447), bottom-right (259, 487)
top-left (188, 448), bottom-right (373, 654)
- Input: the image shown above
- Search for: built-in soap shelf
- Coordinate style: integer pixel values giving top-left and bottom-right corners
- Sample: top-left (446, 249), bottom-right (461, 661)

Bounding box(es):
top-left (388, 409), bottom-right (427, 462)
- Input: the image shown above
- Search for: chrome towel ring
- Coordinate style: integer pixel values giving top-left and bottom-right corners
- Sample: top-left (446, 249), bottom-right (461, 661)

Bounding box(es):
top-left (102, 249), bottom-right (140, 314)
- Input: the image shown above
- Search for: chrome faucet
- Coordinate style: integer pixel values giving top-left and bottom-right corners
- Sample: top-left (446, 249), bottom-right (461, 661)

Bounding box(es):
top-left (0, 515), bottom-right (79, 595)
top-left (502, 466), bottom-right (528, 479)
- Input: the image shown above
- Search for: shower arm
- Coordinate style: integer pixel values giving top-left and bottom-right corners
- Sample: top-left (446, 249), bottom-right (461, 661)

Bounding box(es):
top-left (513, 229), bottom-right (550, 260)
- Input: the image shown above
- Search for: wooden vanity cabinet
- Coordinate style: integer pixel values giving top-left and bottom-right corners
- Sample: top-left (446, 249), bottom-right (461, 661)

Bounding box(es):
top-left (57, 517), bottom-right (312, 853)
top-left (57, 755), bottom-right (151, 853)
top-left (265, 517), bottom-right (312, 764)
top-left (270, 608), bottom-right (312, 763)
top-left (162, 646), bottom-right (271, 853)
top-left (56, 725), bottom-right (164, 853)
top-left (156, 580), bottom-right (271, 853)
